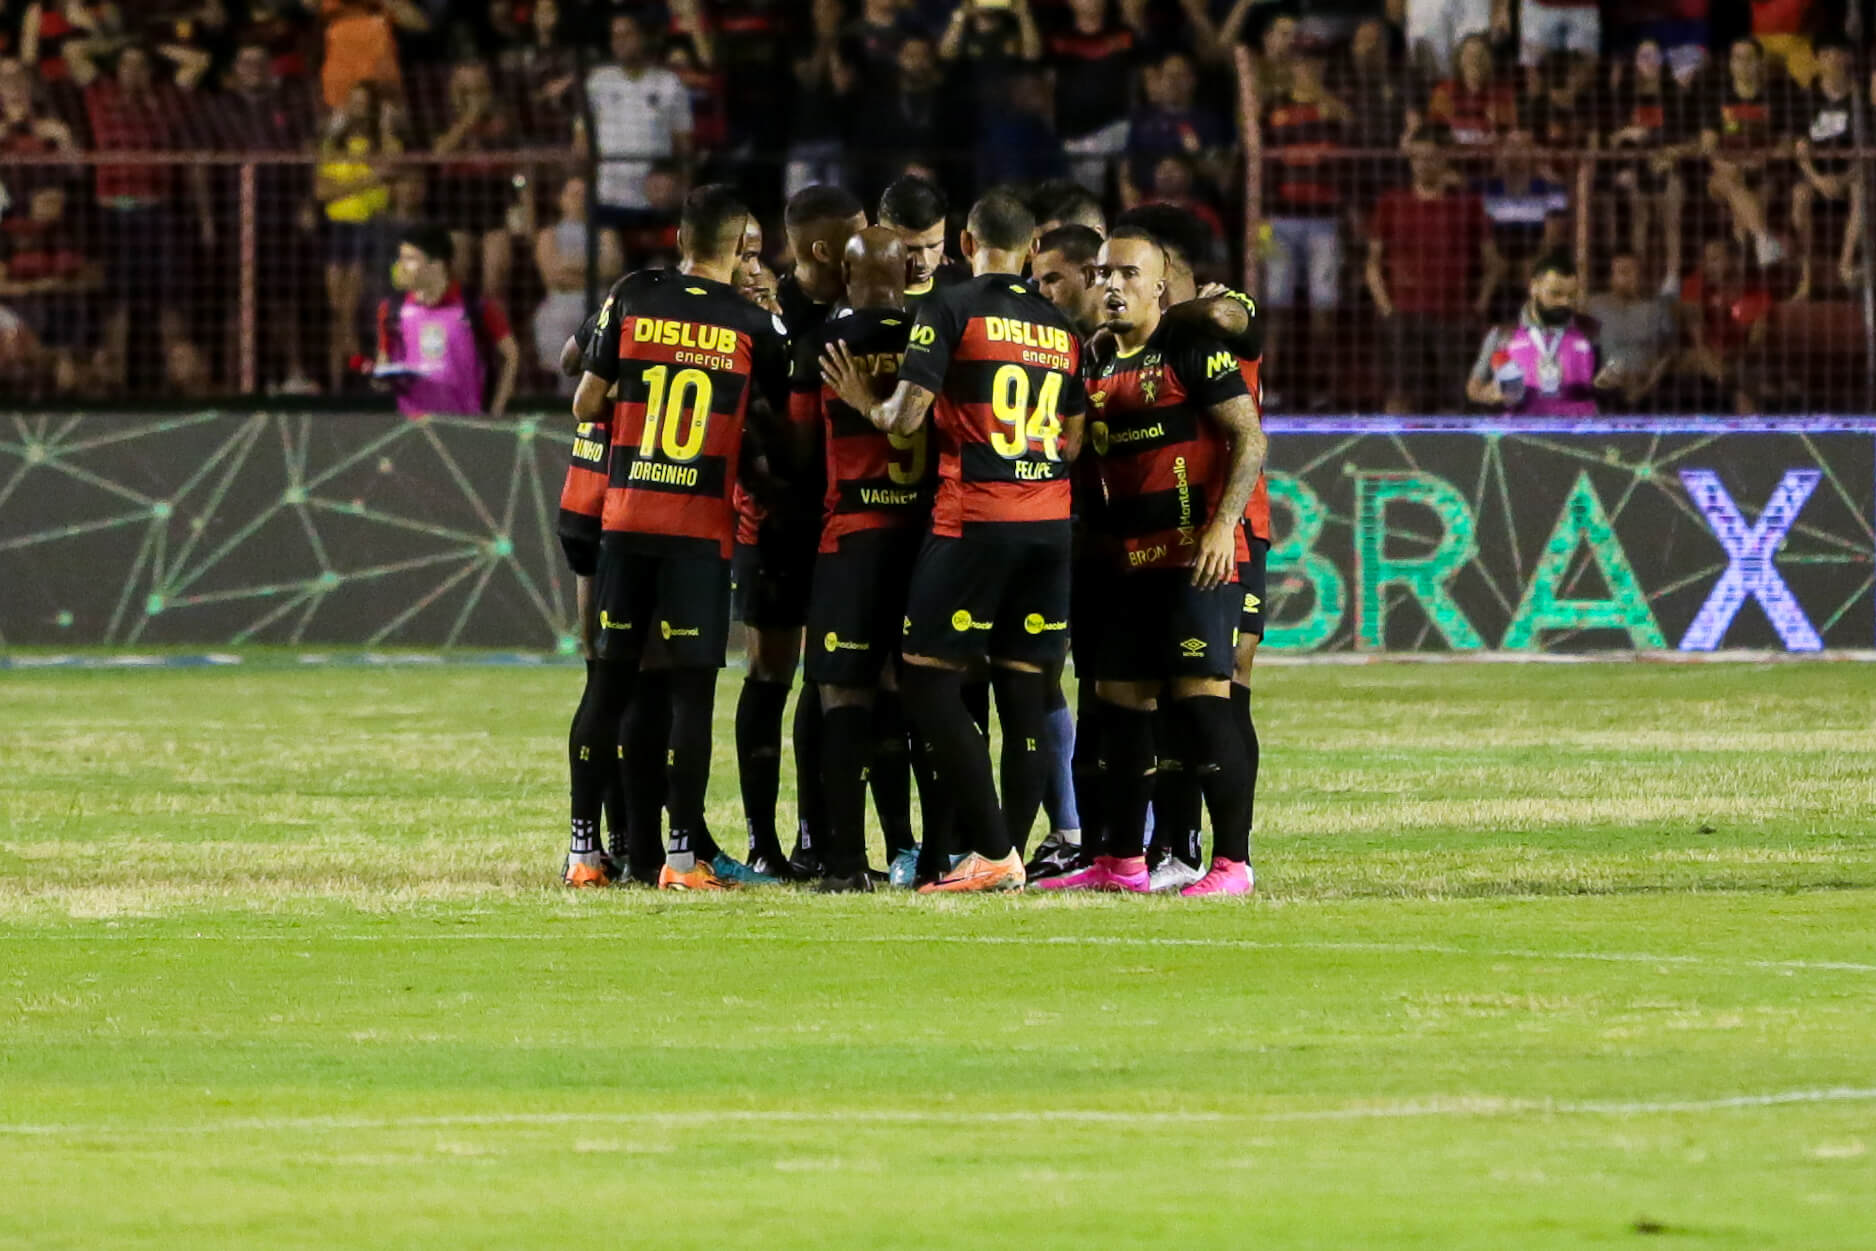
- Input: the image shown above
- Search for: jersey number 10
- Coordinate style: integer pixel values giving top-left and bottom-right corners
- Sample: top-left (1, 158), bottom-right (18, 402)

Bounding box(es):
top-left (637, 365), bottom-right (712, 462)
top-left (988, 364), bottom-right (1064, 462)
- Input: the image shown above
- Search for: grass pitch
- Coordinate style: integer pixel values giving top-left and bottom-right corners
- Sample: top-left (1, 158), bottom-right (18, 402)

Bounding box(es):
top-left (3, 659), bottom-right (1874, 1249)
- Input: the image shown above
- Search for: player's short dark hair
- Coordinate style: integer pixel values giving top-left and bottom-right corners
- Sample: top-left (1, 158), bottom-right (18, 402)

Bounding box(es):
top-left (1532, 250), bottom-right (1576, 280)
top-left (965, 190), bottom-right (1034, 253)
top-left (1113, 204), bottom-right (1208, 272)
top-left (784, 183), bottom-right (862, 230)
top-left (878, 175), bottom-right (947, 232)
top-left (398, 223), bottom-right (454, 266)
top-left (1035, 224), bottom-right (1102, 266)
top-left (1104, 224), bottom-right (1169, 270)
top-left (680, 183), bottom-right (751, 258)
top-left (1030, 178), bottom-right (1104, 231)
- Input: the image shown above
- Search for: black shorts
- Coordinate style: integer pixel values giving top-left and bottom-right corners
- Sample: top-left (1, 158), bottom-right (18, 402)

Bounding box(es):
top-left (591, 535), bottom-right (733, 669)
top-left (1092, 568), bottom-right (1240, 682)
top-left (1069, 554), bottom-right (1117, 679)
top-left (804, 527), bottom-right (922, 687)
top-left (559, 516), bottom-right (601, 577)
top-left (1239, 537), bottom-right (1270, 640)
top-left (732, 527), bottom-right (819, 630)
top-left (902, 531), bottom-right (1071, 668)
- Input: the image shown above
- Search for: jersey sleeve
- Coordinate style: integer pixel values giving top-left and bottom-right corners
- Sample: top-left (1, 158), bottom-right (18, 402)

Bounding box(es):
top-left (897, 288), bottom-right (964, 395)
top-left (1168, 324), bottom-right (1251, 411)
top-left (578, 278), bottom-right (631, 383)
top-left (751, 312), bottom-right (793, 416)
top-left (1215, 288), bottom-right (1264, 361)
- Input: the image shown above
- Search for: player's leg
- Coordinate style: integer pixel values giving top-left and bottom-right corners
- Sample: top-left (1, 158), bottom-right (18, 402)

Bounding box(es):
top-left (815, 683), bottom-right (877, 893)
top-left (790, 677), bottom-right (827, 876)
top-left (901, 535), bottom-right (1024, 893)
top-left (866, 530), bottom-right (926, 884)
top-left (733, 536), bottom-right (799, 875)
top-left (1032, 553), bottom-right (1108, 880)
top-left (1037, 670), bottom-right (1079, 850)
top-left (1146, 703), bottom-right (1205, 892)
top-left (655, 556), bottom-right (739, 891)
top-left (1041, 573), bottom-right (1161, 893)
top-left (985, 538), bottom-right (1073, 863)
top-left (989, 663), bottom-right (1048, 861)
top-left (1170, 579), bottom-right (1257, 898)
top-left (1230, 539), bottom-right (1270, 879)
top-left (565, 543), bottom-right (649, 886)
top-left (622, 661), bottom-right (671, 885)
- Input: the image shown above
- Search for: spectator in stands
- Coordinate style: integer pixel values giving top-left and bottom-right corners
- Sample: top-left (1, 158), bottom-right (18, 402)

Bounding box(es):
top-left (1587, 249), bottom-right (1680, 411)
top-left (857, 34), bottom-right (948, 193)
top-left (498, 0), bottom-right (580, 143)
top-left (1519, 0), bottom-right (1597, 71)
top-left (1699, 36), bottom-right (1792, 268)
top-left (432, 60), bottom-right (519, 301)
top-left (81, 42), bottom-right (211, 395)
top-left (1047, 0), bottom-right (1138, 196)
top-left (0, 53), bottom-right (77, 210)
top-left (978, 66), bottom-right (1066, 187)
top-left (1366, 125), bottom-right (1503, 413)
top-left (1262, 39), bottom-right (1350, 409)
top-left (1402, 0), bottom-right (1495, 77)
top-left (0, 182), bottom-right (99, 396)
top-left (938, 0), bottom-right (1042, 123)
top-left (198, 39), bottom-right (319, 393)
top-left (786, 0), bottom-right (856, 200)
top-left (1475, 127), bottom-right (1570, 317)
top-left (1605, 37), bottom-right (1688, 268)
top-left (316, 79), bottom-right (401, 392)
top-left (374, 221), bottom-right (519, 418)
top-left (1528, 50), bottom-right (1595, 155)
top-left (1680, 236), bottom-right (1773, 414)
top-left (1427, 32), bottom-right (1516, 146)
top-left (19, 1), bottom-right (123, 84)
top-left (319, 0), bottom-right (428, 111)
top-left (1248, 10), bottom-right (1298, 106)
top-left (1790, 33), bottom-right (1864, 298)
top-left (1139, 152), bottom-right (1226, 246)
top-left (1749, 0), bottom-right (1817, 87)
top-left (578, 13), bottom-right (692, 233)
top-left (665, 0), bottom-right (727, 154)
top-left (1340, 15), bottom-right (1411, 152)
top-left (1466, 250), bottom-right (1609, 414)
top-left (1124, 49), bottom-right (1231, 205)
top-left (851, 0), bottom-right (925, 76)
top-left (532, 175), bottom-right (621, 394)
top-left (233, 1), bottom-right (321, 82)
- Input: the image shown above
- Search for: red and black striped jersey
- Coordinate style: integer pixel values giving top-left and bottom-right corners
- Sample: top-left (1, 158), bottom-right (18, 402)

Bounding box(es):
top-left (898, 272), bottom-right (1087, 538)
top-left (905, 258), bottom-right (967, 309)
top-left (581, 268), bottom-right (790, 560)
top-left (1086, 318), bottom-right (1251, 574)
top-left (735, 272), bottom-right (832, 547)
top-left (1190, 285), bottom-right (1271, 541)
top-left (556, 415), bottom-right (611, 553)
top-left (791, 307), bottom-right (926, 553)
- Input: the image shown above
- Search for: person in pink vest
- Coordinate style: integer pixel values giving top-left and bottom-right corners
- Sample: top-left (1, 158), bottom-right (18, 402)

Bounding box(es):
top-left (1466, 250), bottom-right (1618, 416)
top-left (373, 224), bottom-right (520, 418)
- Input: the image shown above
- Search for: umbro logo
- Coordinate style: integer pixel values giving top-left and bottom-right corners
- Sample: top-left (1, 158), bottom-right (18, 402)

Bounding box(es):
top-left (1180, 637), bottom-right (1207, 656)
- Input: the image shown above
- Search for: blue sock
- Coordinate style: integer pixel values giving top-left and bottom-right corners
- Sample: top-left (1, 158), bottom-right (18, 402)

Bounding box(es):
top-left (1041, 699), bottom-right (1080, 836)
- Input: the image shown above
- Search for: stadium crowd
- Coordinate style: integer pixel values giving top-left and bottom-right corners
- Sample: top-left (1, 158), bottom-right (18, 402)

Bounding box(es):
top-left (0, 0), bottom-right (1870, 411)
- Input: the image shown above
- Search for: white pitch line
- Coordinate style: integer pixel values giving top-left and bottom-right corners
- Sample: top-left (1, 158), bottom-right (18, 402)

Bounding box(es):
top-left (9, 930), bottom-right (1873, 974)
top-left (3, 1088), bottom-right (1874, 1140)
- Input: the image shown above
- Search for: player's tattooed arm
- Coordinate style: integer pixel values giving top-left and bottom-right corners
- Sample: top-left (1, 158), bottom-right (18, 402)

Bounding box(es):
top-left (1164, 288), bottom-right (1260, 355)
top-left (819, 340), bottom-right (935, 437)
top-left (1195, 393), bottom-right (1267, 591)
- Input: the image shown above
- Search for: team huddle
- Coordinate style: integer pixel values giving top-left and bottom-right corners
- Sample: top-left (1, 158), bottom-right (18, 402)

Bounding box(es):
top-left (554, 173), bottom-right (1269, 897)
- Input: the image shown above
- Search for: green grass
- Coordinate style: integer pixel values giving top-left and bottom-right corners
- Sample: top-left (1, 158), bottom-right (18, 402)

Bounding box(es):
top-left (2, 660), bottom-right (1874, 1249)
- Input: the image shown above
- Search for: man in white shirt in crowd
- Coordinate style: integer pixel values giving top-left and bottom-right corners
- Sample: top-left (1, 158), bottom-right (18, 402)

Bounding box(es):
top-left (577, 13), bottom-right (693, 234)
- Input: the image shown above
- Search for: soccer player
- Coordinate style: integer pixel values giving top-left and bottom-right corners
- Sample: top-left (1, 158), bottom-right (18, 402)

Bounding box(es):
top-left (732, 185), bottom-right (867, 881)
top-left (1024, 223), bottom-right (1107, 881)
top-left (1028, 177), bottom-right (1108, 243)
top-left (796, 228), bottom-right (926, 893)
top-left (566, 185), bottom-right (792, 892)
top-left (822, 190), bottom-right (1087, 894)
top-left (1116, 204), bottom-right (1268, 893)
top-left (879, 175), bottom-right (962, 303)
top-left (1039, 227), bottom-right (1266, 898)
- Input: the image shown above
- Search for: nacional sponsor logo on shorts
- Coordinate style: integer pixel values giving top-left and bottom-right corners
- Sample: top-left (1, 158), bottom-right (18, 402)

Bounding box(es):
top-left (599, 611), bottom-right (632, 631)
top-left (824, 631), bottom-right (870, 653)
top-left (629, 460), bottom-right (702, 487)
top-left (1180, 637), bottom-right (1208, 656)
top-left (1022, 613), bottom-right (1067, 635)
top-left (659, 620), bottom-right (702, 639)
top-left (633, 318), bottom-right (738, 355)
top-left (950, 610), bottom-right (992, 633)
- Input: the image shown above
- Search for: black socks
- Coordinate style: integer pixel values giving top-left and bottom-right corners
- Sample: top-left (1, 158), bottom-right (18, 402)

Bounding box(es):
top-left (734, 678), bottom-right (790, 864)
top-left (991, 668), bottom-right (1048, 859)
top-left (819, 703), bottom-right (875, 878)
top-left (902, 665), bottom-right (1006, 860)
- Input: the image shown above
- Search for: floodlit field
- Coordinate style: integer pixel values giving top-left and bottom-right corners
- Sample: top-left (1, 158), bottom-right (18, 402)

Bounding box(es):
top-left (3, 659), bottom-right (1875, 1249)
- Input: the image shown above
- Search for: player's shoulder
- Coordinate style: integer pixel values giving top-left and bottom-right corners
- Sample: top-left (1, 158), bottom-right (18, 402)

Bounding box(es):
top-left (827, 305), bottom-right (915, 349)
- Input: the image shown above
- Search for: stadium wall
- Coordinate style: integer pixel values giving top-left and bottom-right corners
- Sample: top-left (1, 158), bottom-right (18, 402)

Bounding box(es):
top-left (3, 412), bottom-right (1872, 654)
